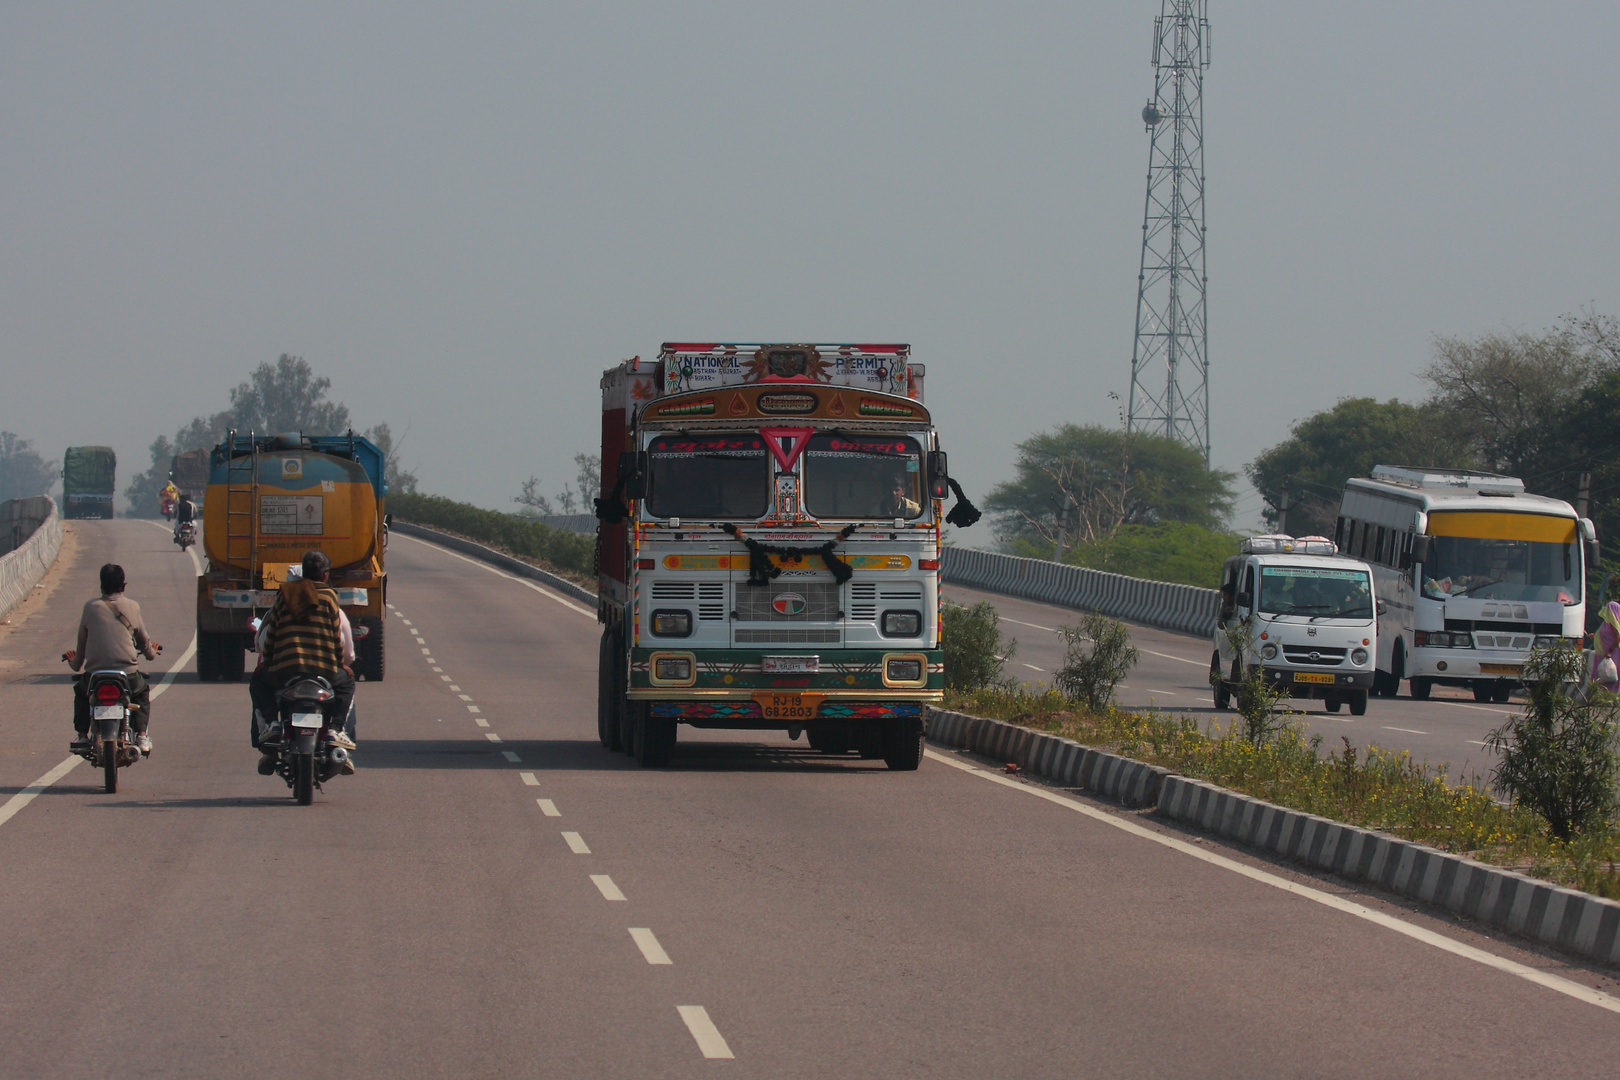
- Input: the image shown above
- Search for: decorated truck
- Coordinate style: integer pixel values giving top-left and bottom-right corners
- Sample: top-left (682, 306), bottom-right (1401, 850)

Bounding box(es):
top-left (595, 343), bottom-right (979, 769)
top-left (194, 431), bottom-right (388, 682)
top-left (62, 446), bottom-right (116, 519)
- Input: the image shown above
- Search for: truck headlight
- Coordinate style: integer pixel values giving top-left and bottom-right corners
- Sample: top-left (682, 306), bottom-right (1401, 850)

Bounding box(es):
top-left (1351, 648), bottom-right (1369, 666)
top-left (1261, 643), bottom-right (1278, 660)
top-left (881, 610), bottom-right (922, 637)
top-left (651, 610), bottom-right (692, 637)
top-left (885, 658), bottom-right (923, 683)
top-left (654, 657), bottom-right (692, 681)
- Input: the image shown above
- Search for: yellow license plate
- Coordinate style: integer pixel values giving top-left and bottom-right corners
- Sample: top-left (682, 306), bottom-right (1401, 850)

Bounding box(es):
top-left (1293, 672), bottom-right (1335, 685)
top-left (1480, 663), bottom-right (1522, 676)
top-left (754, 693), bottom-right (823, 720)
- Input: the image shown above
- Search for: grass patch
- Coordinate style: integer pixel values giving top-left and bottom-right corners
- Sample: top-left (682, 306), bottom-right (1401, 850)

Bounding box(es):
top-left (390, 492), bottom-right (595, 588)
top-left (942, 685), bottom-right (1620, 900)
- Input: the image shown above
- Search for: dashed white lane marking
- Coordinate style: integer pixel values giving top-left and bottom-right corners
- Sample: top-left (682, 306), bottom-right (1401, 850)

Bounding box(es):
top-left (475, 717), bottom-right (490, 728)
top-left (1142, 648), bottom-right (1206, 667)
top-left (923, 748), bottom-right (1620, 1016)
top-left (1382, 725), bottom-right (1429, 735)
top-left (562, 831), bottom-right (591, 854)
top-left (502, 750), bottom-right (522, 763)
top-left (992, 614), bottom-right (1206, 668)
top-left (1142, 688), bottom-right (1179, 696)
top-left (677, 1006), bottom-right (734, 1059)
top-left (397, 534), bottom-right (596, 617)
top-left (485, 732), bottom-right (503, 743)
top-left (1465, 739), bottom-right (1493, 748)
top-left (1334, 717), bottom-right (1355, 723)
top-left (629, 928), bottom-right (673, 965)
top-left (441, 676), bottom-right (453, 683)
top-left (467, 705), bottom-right (481, 714)
top-left (420, 647), bottom-right (431, 654)
top-left (1001, 617), bottom-right (1058, 633)
top-left (591, 875), bottom-right (627, 901)
top-left (537, 799), bottom-right (560, 816)
top-left (1020, 663), bottom-right (1045, 672)
top-left (459, 694), bottom-right (473, 701)
top-left (520, 772), bottom-right (540, 786)
top-left (432, 667), bottom-right (443, 673)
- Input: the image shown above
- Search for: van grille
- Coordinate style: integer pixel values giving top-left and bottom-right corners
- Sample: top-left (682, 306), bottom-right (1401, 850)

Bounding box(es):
top-left (1282, 645), bottom-right (1346, 667)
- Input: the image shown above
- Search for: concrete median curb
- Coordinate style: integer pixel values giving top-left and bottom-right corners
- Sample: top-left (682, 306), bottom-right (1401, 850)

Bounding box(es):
top-left (0, 496), bottom-right (63, 621)
top-left (392, 520), bottom-right (597, 607)
top-left (927, 705), bottom-right (1620, 967)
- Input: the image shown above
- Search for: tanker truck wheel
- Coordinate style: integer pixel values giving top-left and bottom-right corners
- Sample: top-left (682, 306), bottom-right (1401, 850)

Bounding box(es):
top-left (355, 617), bottom-right (385, 681)
top-left (220, 637), bottom-right (246, 682)
top-left (195, 632), bottom-right (218, 682)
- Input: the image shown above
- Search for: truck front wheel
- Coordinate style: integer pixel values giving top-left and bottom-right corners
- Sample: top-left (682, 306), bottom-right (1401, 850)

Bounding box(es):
top-left (881, 720), bottom-right (923, 771)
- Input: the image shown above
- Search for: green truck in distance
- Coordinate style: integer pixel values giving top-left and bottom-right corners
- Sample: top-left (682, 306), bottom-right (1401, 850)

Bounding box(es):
top-left (63, 446), bottom-right (116, 519)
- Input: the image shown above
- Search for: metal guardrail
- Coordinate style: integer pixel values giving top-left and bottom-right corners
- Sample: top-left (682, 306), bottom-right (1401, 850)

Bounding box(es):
top-left (391, 520), bottom-right (598, 607)
top-left (0, 496), bottom-right (64, 621)
top-left (940, 547), bottom-right (1219, 638)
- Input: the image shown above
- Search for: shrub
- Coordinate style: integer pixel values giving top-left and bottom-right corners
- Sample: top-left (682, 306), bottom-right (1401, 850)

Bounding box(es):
top-left (942, 600), bottom-right (1014, 691)
top-left (1054, 613), bottom-right (1139, 711)
top-left (1486, 642), bottom-right (1620, 839)
top-left (389, 492), bottom-right (595, 580)
top-left (1220, 616), bottom-right (1290, 746)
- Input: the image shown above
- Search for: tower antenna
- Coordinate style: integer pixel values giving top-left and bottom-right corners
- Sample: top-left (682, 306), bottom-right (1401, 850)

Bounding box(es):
top-left (1127, 0), bottom-right (1211, 463)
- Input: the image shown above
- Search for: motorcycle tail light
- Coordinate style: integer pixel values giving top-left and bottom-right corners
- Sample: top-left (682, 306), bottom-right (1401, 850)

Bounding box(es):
top-left (94, 683), bottom-right (123, 704)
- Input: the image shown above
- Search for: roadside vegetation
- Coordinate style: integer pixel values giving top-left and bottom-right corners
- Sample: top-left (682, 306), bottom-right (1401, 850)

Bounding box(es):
top-left (943, 612), bottom-right (1620, 898)
top-left (389, 491), bottom-right (595, 585)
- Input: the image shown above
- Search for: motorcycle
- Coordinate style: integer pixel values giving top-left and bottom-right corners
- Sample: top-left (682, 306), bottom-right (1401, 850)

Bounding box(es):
top-left (173, 520), bottom-right (196, 551)
top-left (256, 676), bottom-right (354, 805)
top-left (71, 670), bottom-right (147, 793)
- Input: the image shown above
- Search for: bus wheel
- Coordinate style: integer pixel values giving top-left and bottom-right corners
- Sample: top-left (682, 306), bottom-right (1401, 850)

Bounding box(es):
top-left (1473, 684), bottom-right (1493, 703)
top-left (1492, 683), bottom-right (1512, 703)
top-left (1409, 677), bottom-right (1433, 700)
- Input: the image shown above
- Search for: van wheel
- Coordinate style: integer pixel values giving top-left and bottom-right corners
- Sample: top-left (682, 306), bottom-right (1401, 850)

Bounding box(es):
top-left (1409, 677), bottom-right (1433, 700)
top-left (1348, 690), bottom-right (1368, 716)
top-left (1324, 697), bottom-right (1342, 713)
top-left (1211, 652), bottom-right (1231, 710)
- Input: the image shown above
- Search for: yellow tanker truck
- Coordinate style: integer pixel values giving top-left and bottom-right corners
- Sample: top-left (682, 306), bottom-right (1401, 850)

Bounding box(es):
top-left (195, 432), bottom-right (389, 681)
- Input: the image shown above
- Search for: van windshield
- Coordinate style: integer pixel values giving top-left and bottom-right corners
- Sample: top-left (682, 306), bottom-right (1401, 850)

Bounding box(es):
top-left (1259, 566), bottom-right (1373, 619)
top-left (644, 434), bottom-right (769, 520)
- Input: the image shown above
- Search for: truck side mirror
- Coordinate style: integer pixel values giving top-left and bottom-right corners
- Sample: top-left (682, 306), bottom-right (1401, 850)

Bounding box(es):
top-left (926, 451), bottom-right (949, 500)
top-left (384, 512), bottom-right (392, 528)
top-left (1410, 535), bottom-right (1432, 566)
top-left (618, 451), bottom-right (649, 500)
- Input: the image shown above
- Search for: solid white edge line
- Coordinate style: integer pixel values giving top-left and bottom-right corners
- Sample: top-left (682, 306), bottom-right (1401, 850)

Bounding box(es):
top-left (921, 748), bottom-right (1620, 1016)
top-left (590, 874), bottom-right (627, 901)
top-left (676, 1006), bottom-right (734, 1059)
top-left (396, 534), bottom-right (595, 618)
top-left (629, 927), bottom-right (673, 965)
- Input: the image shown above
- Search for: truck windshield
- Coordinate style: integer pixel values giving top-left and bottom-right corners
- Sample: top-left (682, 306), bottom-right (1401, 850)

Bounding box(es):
top-left (1421, 536), bottom-right (1581, 604)
top-left (1259, 566), bottom-right (1374, 619)
top-left (801, 434), bottom-right (924, 520)
top-left (644, 434), bottom-right (769, 520)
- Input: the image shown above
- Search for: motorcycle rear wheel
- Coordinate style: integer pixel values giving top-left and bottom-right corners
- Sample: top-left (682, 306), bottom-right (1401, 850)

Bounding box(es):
top-left (293, 754), bottom-right (314, 805)
top-left (102, 744), bottom-right (118, 794)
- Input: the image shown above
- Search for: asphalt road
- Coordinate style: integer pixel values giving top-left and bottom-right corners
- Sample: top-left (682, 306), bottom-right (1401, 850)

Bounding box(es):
top-left (946, 583), bottom-right (1523, 784)
top-left (3, 522), bottom-right (1619, 1078)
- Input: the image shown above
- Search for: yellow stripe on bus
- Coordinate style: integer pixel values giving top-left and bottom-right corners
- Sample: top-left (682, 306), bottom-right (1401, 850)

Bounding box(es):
top-left (1426, 511), bottom-right (1576, 544)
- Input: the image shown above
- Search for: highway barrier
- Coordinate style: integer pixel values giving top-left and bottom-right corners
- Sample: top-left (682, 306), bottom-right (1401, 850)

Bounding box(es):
top-left (0, 496), bottom-right (64, 621)
top-left (941, 547), bottom-right (1219, 637)
top-left (392, 521), bottom-right (597, 607)
top-left (927, 706), bottom-right (1620, 968)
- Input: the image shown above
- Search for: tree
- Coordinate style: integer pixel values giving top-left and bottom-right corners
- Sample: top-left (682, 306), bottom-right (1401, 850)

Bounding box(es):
top-left (985, 424), bottom-right (1235, 554)
top-left (1055, 521), bottom-right (1240, 588)
top-left (0, 432), bottom-right (58, 503)
top-left (516, 453), bottom-right (601, 518)
top-left (363, 423), bottom-right (420, 495)
top-left (1246, 398), bottom-right (1471, 536)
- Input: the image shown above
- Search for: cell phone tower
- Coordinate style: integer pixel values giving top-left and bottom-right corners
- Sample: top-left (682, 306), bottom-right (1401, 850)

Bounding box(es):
top-left (1127, 0), bottom-right (1212, 463)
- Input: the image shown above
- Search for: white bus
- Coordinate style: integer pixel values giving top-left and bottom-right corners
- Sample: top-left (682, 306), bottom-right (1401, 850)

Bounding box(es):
top-left (1335, 466), bottom-right (1597, 702)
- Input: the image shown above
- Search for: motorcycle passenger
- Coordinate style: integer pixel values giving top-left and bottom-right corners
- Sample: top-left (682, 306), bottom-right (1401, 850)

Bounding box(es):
top-left (250, 550), bottom-right (357, 771)
top-left (65, 563), bottom-right (162, 754)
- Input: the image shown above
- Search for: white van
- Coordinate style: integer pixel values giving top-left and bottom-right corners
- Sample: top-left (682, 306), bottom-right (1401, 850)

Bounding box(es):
top-left (1211, 535), bottom-right (1379, 715)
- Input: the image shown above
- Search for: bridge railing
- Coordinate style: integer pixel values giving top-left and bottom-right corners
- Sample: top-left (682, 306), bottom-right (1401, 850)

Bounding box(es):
top-left (940, 546), bottom-right (1219, 638)
top-left (0, 496), bottom-right (64, 620)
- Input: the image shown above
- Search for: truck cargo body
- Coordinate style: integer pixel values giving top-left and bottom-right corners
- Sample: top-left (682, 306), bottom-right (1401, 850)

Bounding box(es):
top-left (194, 432), bottom-right (388, 682)
top-left (62, 446), bottom-right (116, 519)
top-left (598, 344), bottom-right (942, 770)
top-left (169, 448), bottom-right (210, 503)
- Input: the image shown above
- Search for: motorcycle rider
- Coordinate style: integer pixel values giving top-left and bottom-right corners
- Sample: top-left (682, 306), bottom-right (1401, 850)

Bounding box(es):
top-left (159, 481), bottom-right (178, 519)
top-left (173, 492), bottom-right (196, 544)
top-left (250, 550), bottom-right (357, 773)
top-left (65, 563), bottom-right (162, 754)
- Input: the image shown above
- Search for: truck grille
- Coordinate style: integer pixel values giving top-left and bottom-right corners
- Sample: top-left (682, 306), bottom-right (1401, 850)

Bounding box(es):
top-left (1282, 645), bottom-right (1346, 666)
top-left (736, 628), bottom-right (842, 644)
top-left (850, 582), bottom-right (877, 621)
top-left (735, 581), bottom-right (840, 623)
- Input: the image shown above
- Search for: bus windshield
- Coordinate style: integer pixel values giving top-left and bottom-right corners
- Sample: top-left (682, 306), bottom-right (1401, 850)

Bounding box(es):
top-left (801, 434), bottom-right (925, 520)
top-left (1421, 535), bottom-right (1581, 604)
top-left (644, 434), bottom-right (769, 519)
top-left (1258, 566), bottom-right (1374, 619)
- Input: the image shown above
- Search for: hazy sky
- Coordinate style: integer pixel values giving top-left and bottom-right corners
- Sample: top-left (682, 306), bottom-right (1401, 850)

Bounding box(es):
top-left (4, 2), bottom-right (1618, 533)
